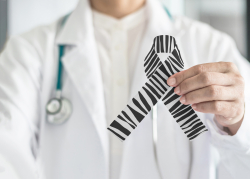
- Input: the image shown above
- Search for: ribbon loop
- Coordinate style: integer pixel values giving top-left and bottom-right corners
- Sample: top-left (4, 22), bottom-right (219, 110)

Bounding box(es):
top-left (108, 35), bottom-right (208, 141)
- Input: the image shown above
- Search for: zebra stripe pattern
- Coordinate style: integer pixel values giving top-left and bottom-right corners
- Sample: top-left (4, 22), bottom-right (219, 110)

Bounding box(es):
top-left (108, 35), bottom-right (208, 141)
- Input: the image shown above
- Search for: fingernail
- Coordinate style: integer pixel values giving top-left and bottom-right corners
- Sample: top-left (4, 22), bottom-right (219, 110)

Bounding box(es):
top-left (168, 78), bottom-right (176, 86)
top-left (175, 86), bottom-right (180, 94)
top-left (192, 104), bottom-right (197, 109)
top-left (180, 96), bottom-right (186, 104)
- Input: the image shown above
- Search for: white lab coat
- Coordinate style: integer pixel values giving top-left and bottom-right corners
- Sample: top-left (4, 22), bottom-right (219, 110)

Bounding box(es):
top-left (0, 0), bottom-right (250, 179)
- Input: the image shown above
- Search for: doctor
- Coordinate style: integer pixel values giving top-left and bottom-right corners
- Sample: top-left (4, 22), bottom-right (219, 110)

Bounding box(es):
top-left (0, 0), bottom-right (250, 178)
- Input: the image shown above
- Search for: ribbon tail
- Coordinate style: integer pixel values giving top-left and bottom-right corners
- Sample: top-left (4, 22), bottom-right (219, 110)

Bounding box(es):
top-left (161, 88), bottom-right (208, 141)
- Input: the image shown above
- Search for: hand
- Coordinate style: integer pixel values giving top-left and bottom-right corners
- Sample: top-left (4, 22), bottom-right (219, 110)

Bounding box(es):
top-left (167, 62), bottom-right (245, 135)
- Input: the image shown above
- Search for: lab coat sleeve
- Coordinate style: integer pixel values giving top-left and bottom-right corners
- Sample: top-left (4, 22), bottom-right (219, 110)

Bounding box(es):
top-left (0, 36), bottom-right (42, 179)
top-left (206, 32), bottom-right (250, 179)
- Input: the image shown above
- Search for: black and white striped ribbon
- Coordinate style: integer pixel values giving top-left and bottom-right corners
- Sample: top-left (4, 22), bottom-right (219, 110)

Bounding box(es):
top-left (107, 35), bottom-right (208, 141)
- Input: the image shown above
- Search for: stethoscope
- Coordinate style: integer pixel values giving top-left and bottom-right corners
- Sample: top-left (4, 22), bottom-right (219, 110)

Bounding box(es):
top-left (46, 6), bottom-right (173, 179)
top-left (46, 45), bottom-right (72, 124)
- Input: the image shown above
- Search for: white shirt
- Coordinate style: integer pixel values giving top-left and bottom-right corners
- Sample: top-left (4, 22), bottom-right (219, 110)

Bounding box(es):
top-left (92, 7), bottom-right (147, 179)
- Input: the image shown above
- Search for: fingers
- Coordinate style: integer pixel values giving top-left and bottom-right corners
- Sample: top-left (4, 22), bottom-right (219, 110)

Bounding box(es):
top-left (167, 62), bottom-right (239, 87)
top-left (179, 85), bottom-right (243, 105)
top-left (191, 100), bottom-right (244, 119)
top-left (165, 61), bottom-right (245, 133)
top-left (174, 72), bottom-right (238, 95)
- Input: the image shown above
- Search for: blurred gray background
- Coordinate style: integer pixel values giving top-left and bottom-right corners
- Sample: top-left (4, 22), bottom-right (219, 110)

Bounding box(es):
top-left (0, 0), bottom-right (248, 61)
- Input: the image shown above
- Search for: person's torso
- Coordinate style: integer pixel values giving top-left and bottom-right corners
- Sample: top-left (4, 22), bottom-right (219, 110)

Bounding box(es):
top-left (24, 1), bottom-right (222, 178)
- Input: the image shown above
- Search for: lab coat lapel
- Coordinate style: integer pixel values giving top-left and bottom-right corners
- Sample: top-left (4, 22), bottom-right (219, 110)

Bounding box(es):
top-left (56, 0), bottom-right (109, 176)
top-left (61, 46), bottom-right (108, 152)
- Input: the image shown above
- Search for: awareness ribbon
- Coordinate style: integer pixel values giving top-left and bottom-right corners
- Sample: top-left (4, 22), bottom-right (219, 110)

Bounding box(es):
top-left (107, 35), bottom-right (208, 141)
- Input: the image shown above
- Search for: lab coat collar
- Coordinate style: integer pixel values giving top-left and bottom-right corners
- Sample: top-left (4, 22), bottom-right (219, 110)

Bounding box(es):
top-left (55, 0), bottom-right (183, 46)
top-left (56, 0), bottom-right (93, 46)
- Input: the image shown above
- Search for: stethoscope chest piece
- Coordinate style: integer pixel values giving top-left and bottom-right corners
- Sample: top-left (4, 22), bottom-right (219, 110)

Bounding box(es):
top-left (46, 98), bottom-right (72, 125)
